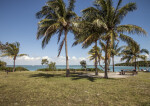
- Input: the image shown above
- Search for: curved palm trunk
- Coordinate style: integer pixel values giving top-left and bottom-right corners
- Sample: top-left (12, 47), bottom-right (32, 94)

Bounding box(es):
top-left (95, 41), bottom-right (98, 75)
top-left (104, 40), bottom-right (109, 79)
top-left (13, 57), bottom-right (16, 72)
top-left (65, 30), bottom-right (70, 77)
top-left (98, 58), bottom-right (104, 69)
top-left (112, 55), bottom-right (115, 72)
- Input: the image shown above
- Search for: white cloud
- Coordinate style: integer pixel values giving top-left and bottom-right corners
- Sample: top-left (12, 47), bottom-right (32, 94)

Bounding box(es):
top-left (145, 54), bottom-right (150, 59)
top-left (0, 55), bottom-right (94, 65)
top-left (72, 56), bottom-right (77, 60)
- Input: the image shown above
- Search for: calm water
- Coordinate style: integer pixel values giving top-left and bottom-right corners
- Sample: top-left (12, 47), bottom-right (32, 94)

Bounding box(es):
top-left (7, 65), bottom-right (149, 72)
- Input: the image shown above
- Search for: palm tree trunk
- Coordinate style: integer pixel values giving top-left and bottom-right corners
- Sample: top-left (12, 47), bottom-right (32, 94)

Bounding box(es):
top-left (13, 58), bottom-right (16, 72)
top-left (65, 30), bottom-right (70, 77)
top-left (98, 59), bottom-right (104, 69)
top-left (135, 58), bottom-right (137, 71)
top-left (112, 55), bottom-right (115, 72)
top-left (104, 40), bottom-right (109, 78)
top-left (95, 41), bottom-right (98, 75)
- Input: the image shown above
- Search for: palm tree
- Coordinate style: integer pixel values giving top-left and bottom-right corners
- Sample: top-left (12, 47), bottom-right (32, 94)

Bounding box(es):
top-left (0, 42), bottom-right (27, 72)
top-left (72, 9), bottom-right (107, 75)
top-left (36, 0), bottom-right (77, 77)
top-left (111, 42), bottom-right (125, 72)
top-left (121, 43), bottom-right (149, 70)
top-left (79, 0), bottom-right (147, 78)
top-left (88, 46), bottom-right (104, 70)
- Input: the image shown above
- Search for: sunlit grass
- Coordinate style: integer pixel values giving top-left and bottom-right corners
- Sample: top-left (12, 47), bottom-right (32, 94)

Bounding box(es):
top-left (0, 71), bottom-right (150, 106)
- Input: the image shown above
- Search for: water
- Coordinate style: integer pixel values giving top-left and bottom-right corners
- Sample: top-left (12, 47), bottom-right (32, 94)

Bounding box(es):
top-left (7, 65), bottom-right (149, 72)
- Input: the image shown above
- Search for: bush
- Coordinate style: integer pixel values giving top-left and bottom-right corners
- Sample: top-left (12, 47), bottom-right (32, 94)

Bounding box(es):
top-left (0, 60), bottom-right (6, 67)
top-left (0, 66), bottom-right (29, 72)
top-left (15, 67), bottom-right (29, 71)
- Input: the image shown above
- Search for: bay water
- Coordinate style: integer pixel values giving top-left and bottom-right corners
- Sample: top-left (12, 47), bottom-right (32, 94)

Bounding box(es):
top-left (7, 65), bottom-right (149, 72)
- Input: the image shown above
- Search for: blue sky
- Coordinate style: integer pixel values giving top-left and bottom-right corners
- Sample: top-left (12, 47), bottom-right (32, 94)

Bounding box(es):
top-left (0, 0), bottom-right (150, 65)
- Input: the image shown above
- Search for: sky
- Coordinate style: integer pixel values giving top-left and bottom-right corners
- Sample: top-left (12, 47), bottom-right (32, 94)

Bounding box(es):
top-left (0, 0), bottom-right (150, 65)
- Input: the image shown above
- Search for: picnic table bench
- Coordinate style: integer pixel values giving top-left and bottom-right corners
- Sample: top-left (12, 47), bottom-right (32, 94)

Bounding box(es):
top-left (119, 69), bottom-right (138, 75)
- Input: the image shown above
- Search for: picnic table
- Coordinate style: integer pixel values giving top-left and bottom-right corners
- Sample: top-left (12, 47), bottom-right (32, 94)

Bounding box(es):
top-left (120, 69), bottom-right (138, 75)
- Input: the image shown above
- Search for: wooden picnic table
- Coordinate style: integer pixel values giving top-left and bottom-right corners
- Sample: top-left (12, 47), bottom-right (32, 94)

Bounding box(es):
top-left (120, 69), bottom-right (138, 75)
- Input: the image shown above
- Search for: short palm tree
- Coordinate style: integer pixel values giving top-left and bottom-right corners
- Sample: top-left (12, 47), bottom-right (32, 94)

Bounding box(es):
top-left (36, 0), bottom-right (77, 77)
top-left (111, 42), bottom-right (125, 72)
top-left (0, 42), bottom-right (27, 72)
top-left (121, 43), bottom-right (149, 70)
top-left (88, 46), bottom-right (104, 70)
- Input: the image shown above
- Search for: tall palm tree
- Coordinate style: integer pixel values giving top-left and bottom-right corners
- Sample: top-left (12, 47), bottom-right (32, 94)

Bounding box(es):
top-left (78, 0), bottom-right (147, 78)
top-left (111, 42), bottom-right (125, 72)
top-left (121, 43), bottom-right (149, 70)
top-left (72, 8), bottom-right (107, 75)
top-left (36, 0), bottom-right (77, 77)
top-left (0, 42), bottom-right (27, 72)
top-left (88, 46), bottom-right (104, 70)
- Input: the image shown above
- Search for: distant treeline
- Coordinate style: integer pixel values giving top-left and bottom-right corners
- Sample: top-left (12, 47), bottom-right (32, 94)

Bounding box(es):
top-left (115, 61), bottom-right (150, 67)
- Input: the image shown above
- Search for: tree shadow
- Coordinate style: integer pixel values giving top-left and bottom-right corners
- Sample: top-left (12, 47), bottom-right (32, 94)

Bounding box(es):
top-left (29, 73), bottom-right (64, 78)
top-left (29, 72), bottom-right (100, 82)
top-left (71, 76), bottom-right (97, 82)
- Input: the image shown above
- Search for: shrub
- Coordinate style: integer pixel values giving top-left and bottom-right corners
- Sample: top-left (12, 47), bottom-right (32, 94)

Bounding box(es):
top-left (0, 66), bottom-right (29, 72)
top-left (0, 60), bottom-right (6, 67)
top-left (15, 67), bottom-right (29, 71)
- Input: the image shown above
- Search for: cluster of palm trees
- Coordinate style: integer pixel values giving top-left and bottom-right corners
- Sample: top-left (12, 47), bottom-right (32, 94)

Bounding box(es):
top-left (36, 0), bottom-right (148, 78)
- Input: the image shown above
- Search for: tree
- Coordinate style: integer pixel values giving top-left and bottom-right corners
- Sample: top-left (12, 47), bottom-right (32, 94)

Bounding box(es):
top-left (111, 42), bottom-right (125, 72)
top-left (121, 43), bottom-right (149, 70)
top-left (41, 59), bottom-right (49, 65)
top-left (80, 60), bottom-right (87, 70)
top-left (88, 46), bottom-right (104, 70)
top-left (0, 42), bottom-right (27, 72)
top-left (72, 7), bottom-right (107, 75)
top-left (48, 61), bottom-right (56, 71)
top-left (0, 60), bottom-right (6, 67)
top-left (36, 0), bottom-right (77, 77)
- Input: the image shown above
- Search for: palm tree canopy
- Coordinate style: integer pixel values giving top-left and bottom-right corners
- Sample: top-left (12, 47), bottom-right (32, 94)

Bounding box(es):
top-left (121, 43), bottom-right (149, 63)
top-left (88, 46), bottom-right (104, 61)
top-left (0, 42), bottom-right (27, 59)
top-left (36, 0), bottom-right (78, 56)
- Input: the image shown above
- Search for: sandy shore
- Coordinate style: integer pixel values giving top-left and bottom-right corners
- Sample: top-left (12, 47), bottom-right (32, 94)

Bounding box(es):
top-left (79, 72), bottom-right (134, 78)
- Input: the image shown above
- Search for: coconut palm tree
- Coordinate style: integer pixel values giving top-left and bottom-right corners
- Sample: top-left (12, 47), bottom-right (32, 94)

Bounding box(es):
top-left (0, 42), bottom-right (27, 72)
top-left (88, 46), bottom-right (104, 70)
top-left (36, 0), bottom-right (77, 77)
top-left (72, 7), bottom-right (107, 75)
top-left (75, 0), bottom-right (147, 78)
top-left (111, 42), bottom-right (125, 72)
top-left (121, 43), bottom-right (149, 70)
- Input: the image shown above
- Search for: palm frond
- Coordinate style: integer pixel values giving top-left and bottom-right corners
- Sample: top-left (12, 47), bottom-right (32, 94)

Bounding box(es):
top-left (140, 49), bottom-right (149, 54)
top-left (18, 54), bottom-right (28, 57)
top-left (57, 37), bottom-right (65, 57)
top-left (117, 24), bottom-right (147, 35)
top-left (67, 0), bottom-right (76, 11)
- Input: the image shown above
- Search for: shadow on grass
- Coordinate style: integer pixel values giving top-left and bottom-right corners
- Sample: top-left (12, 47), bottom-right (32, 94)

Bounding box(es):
top-left (29, 72), bottom-right (99, 82)
top-left (29, 73), bottom-right (64, 78)
top-left (71, 76), bottom-right (96, 82)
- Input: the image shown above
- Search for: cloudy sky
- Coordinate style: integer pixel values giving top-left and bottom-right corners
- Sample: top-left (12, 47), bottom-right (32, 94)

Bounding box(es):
top-left (0, 0), bottom-right (150, 65)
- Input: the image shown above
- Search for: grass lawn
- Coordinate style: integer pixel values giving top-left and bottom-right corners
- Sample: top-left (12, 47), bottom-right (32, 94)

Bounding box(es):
top-left (0, 71), bottom-right (150, 106)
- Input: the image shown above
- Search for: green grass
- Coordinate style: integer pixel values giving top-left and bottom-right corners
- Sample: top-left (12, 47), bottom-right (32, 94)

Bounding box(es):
top-left (0, 71), bottom-right (150, 106)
